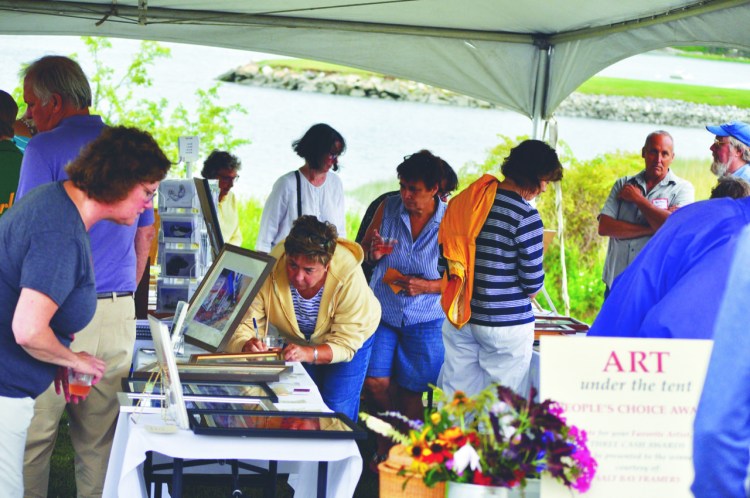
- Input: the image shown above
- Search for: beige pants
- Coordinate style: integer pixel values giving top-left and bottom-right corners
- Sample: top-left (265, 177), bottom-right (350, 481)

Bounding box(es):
top-left (23, 296), bottom-right (135, 498)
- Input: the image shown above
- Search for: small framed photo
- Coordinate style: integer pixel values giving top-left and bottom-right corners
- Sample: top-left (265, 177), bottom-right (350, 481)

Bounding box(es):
top-left (122, 377), bottom-right (279, 403)
top-left (188, 410), bottom-right (367, 440)
top-left (146, 315), bottom-right (190, 429)
top-left (133, 363), bottom-right (291, 383)
top-left (182, 246), bottom-right (275, 352)
top-left (161, 214), bottom-right (199, 244)
top-left (157, 282), bottom-right (194, 313)
top-left (159, 179), bottom-right (197, 210)
top-left (190, 352), bottom-right (285, 364)
top-left (194, 178), bottom-right (223, 261)
top-left (162, 250), bottom-right (197, 278)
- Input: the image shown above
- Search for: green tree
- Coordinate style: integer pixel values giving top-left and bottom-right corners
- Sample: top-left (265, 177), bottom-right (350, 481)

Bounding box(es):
top-left (81, 37), bottom-right (249, 173)
top-left (13, 37), bottom-right (249, 175)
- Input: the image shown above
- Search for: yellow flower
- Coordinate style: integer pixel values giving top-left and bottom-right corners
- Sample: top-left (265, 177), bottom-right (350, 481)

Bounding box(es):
top-left (430, 412), bottom-right (442, 425)
top-left (440, 426), bottom-right (464, 442)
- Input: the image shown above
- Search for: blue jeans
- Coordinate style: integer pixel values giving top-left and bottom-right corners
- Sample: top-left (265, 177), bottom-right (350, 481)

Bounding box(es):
top-left (303, 335), bottom-right (374, 421)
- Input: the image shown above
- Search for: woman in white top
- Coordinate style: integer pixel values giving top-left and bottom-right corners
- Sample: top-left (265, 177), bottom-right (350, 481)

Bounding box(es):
top-left (256, 123), bottom-right (347, 252)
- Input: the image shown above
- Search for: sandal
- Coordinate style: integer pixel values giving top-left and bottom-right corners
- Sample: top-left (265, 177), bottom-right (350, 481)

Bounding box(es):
top-left (368, 452), bottom-right (388, 474)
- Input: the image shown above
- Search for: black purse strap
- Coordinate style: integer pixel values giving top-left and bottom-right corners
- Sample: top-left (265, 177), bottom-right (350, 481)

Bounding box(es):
top-left (295, 170), bottom-right (303, 218)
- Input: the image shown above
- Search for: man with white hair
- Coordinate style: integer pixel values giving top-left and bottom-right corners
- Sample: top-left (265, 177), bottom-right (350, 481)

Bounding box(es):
top-left (706, 121), bottom-right (750, 181)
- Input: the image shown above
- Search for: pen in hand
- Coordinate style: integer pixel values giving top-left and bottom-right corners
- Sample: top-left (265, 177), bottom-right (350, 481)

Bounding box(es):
top-left (253, 318), bottom-right (259, 340)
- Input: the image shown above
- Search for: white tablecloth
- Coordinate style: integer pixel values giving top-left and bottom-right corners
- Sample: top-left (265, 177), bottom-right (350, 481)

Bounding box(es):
top-left (103, 362), bottom-right (362, 498)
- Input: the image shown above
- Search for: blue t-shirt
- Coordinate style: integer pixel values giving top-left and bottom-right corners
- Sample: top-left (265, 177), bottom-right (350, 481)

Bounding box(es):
top-left (588, 196), bottom-right (750, 339)
top-left (0, 182), bottom-right (96, 398)
top-left (17, 115), bottom-right (154, 293)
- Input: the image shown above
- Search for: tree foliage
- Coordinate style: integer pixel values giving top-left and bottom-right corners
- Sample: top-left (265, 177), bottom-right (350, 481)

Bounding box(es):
top-left (13, 37), bottom-right (249, 176)
top-left (80, 37), bottom-right (250, 174)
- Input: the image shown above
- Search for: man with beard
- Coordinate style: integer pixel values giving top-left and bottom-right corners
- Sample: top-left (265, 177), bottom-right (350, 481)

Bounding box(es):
top-left (706, 121), bottom-right (750, 181)
top-left (598, 130), bottom-right (694, 297)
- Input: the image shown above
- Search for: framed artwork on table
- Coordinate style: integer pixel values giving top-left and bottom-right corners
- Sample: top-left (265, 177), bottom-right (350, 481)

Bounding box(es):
top-left (194, 178), bottom-right (223, 260)
top-left (122, 377), bottom-right (279, 403)
top-left (181, 245), bottom-right (275, 353)
top-left (190, 352), bottom-right (285, 364)
top-left (147, 315), bottom-right (190, 429)
top-left (133, 363), bottom-right (291, 383)
top-left (188, 410), bottom-right (367, 440)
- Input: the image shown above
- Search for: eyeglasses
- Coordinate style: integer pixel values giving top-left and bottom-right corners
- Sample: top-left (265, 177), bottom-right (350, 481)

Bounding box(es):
top-left (141, 183), bottom-right (157, 202)
top-left (218, 174), bottom-right (239, 183)
top-left (713, 138), bottom-right (730, 146)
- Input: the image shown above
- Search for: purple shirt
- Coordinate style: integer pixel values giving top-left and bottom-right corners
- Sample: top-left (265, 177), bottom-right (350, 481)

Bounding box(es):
top-left (17, 115), bottom-right (154, 292)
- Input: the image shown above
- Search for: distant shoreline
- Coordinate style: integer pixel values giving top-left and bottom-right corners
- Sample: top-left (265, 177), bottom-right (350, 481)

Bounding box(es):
top-left (220, 63), bottom-right (750, 128)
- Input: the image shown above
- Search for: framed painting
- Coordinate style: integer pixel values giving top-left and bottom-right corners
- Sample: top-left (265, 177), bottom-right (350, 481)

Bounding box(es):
top-left (122, 377), bottom-right (279, 403)
top-left (147, 315), bottom-right (190, 429)
top-left (194, 178), bottom-right (223, 260)
top-left (132, 363), bottom-right (290, 383)
top-left (190, 352), bottom-right (285, 364)
top-left (188, 410), bottom-right (367, 440)
top-left (182, 245), bottom-right (275, 352)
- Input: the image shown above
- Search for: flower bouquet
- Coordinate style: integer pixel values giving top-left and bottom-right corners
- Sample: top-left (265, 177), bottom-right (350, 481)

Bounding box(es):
top-left (360, 384), bottom-right (596, 494)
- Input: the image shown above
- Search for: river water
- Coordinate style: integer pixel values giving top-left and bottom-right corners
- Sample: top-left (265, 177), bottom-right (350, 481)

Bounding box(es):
top-left (1, 36), bottom-right (742, 204)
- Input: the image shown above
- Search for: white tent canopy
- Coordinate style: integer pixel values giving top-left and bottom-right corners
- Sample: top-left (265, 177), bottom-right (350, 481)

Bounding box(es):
top-left (1, 0), bottom-right (750, 125)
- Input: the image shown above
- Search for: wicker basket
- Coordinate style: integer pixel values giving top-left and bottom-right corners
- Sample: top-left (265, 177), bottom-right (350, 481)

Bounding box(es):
top-left (378, 445), bottom-right (446, 498)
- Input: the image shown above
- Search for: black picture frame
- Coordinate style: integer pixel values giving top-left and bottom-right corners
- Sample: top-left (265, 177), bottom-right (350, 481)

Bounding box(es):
top-left (182, 245), bottom-right (275, 352)
top-left (131, 363), bottom-right (290, 383)
top-left (194, 178), bottom-right (224, 260)
top-left (121, 377), bottom-right (279, 403)
top-left (188, 410), bottom-right (367, 440)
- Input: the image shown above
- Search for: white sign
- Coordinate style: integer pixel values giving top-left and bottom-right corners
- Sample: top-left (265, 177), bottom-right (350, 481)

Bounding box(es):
top-left (539, 336), bottom-right (712, 498)
top-left (178, 136), bottom-right (200, 163)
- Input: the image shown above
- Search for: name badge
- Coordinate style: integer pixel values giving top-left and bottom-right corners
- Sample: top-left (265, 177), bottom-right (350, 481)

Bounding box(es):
top-left (652, 198), bottom-right (668, 209)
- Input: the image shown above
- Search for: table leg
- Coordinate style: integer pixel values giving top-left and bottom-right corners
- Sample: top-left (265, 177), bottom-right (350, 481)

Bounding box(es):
top-left (172, 458), bottom-right (184, 498)
top-left (317, 461), bottom-right (328, 498)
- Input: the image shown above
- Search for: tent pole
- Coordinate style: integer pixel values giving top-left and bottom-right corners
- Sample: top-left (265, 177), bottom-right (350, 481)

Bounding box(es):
top-left (532, 44), bottom-right (570, 317)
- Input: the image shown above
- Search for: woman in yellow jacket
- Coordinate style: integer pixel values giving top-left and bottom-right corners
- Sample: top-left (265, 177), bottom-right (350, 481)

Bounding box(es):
top-left (228, 215), bottom-right (381, 420)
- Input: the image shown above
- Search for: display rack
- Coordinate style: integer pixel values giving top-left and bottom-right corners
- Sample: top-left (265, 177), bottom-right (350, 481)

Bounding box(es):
top-left (155, 178), bottom-right (221, 313)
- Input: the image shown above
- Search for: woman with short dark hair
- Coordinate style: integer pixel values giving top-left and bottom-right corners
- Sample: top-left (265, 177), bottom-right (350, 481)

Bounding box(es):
top-left (256, 124), bottom-right (347, 252)
top-left (438, 139), bottom-right (563, 399)
top-left (360, 150), bottom-right (449, 469)
top-left (229, 215), bottom-right (380, 420)
top-left (0, 126), bottom-right (170, 497)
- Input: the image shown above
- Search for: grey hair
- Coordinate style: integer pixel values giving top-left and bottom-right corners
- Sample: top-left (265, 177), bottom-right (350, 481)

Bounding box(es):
top-left (728, 136), bottom-right (750, 162)
top-left (22, 56), bottom-right (91, 109)
top-left (710, 176), bottom-right (750, 199)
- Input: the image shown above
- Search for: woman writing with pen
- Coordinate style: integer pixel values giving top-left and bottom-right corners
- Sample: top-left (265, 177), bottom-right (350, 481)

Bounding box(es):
top-left (359, 151), bottom-right (451, 471)
top-left (227, 215), bottom-right (381, 421)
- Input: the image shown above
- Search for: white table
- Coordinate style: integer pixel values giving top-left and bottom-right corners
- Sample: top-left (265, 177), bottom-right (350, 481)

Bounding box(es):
top-left (103, 362), bottom-right (362, 498)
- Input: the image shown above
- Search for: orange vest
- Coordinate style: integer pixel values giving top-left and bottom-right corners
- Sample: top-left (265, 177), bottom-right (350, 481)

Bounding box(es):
top-left (438, 174), bottom-right (499, 329)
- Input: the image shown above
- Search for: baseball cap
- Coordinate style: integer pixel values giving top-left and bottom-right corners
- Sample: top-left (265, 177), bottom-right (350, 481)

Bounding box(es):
top-left (706, 121), bottom-right (750, 147)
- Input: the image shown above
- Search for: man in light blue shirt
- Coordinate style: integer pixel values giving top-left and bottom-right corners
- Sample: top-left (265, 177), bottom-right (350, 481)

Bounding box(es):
top-left (692, 223), bottom-right (750, 498)
top-left (707, 121), bottom-right (750, 182)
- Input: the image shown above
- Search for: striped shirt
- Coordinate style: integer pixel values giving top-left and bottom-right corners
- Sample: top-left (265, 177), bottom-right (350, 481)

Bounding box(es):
top-left (291, 285), bottom-right (324, 341)
top-left (370, 195), bottom-right (447, 327)
top-left (470, 188), bottom-right (544, 326)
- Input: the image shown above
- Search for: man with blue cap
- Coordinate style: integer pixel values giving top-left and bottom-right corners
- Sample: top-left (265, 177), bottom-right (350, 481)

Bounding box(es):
top-left (706, 121), bottom-right (750, 181)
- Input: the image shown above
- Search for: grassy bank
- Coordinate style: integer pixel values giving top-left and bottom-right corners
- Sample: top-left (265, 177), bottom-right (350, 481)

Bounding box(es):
top-left (257, 58), bottom-right (750, 109)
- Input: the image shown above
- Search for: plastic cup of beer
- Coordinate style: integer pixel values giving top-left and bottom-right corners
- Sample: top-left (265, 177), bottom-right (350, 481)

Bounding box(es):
top-left (378, 237), bottom-right (397, 255)
top-left (68, 370), bottom-right (93, 397)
